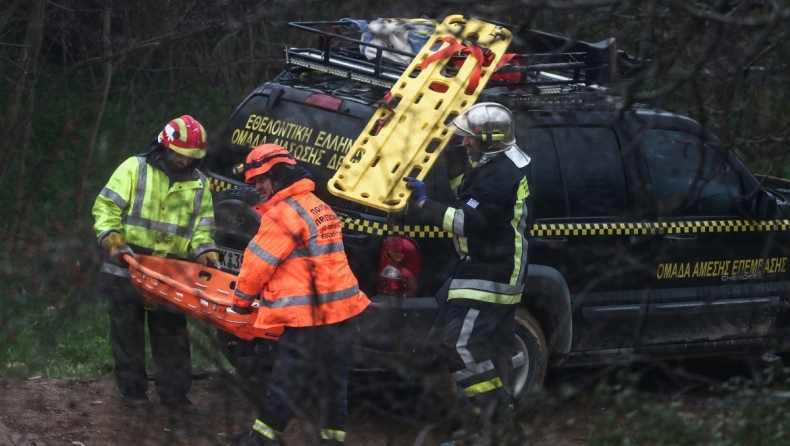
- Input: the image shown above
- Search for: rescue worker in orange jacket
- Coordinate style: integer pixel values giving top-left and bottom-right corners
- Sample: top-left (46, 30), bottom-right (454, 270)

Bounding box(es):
top-left (229, 144), bottom-right (370, 446)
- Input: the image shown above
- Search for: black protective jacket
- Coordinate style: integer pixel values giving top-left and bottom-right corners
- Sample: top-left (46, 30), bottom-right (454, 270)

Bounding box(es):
top-left (421, 146), bottom-right (532, 308)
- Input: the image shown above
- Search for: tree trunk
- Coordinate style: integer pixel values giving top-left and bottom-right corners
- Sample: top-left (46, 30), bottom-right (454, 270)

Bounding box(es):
top-left (117, 45), bottom-right (158, 163)
top-left (0, 0), bottom-right (33, 194)
top-left (73, 1), bottom-right (113, 219)
top-left (247, 23), bottom-right (255, 92)
top-left (3, 0), bottom-right (46, 245)
top-left (0, 0), bottom-right (21, 32)
top-left (62, 31), bottom-right (70, 120)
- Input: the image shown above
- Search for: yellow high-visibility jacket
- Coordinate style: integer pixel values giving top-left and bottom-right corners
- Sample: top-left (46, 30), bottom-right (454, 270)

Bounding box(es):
top-left (92, 154), bottom-right (217, 277)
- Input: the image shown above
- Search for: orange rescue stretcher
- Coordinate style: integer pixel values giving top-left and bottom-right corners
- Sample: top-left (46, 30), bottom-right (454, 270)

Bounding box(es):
top-left (124, 254), bottom-right (283, 341)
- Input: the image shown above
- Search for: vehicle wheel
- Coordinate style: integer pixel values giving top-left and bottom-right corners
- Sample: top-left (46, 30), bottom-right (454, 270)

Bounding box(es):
top-left (216, 329), bottom-right (276, 388)
top-left (215, 186), bottom-right (260, 206)
top-left (511, 308), bottom-right (547, 403)
top-left (212, 186), bottom-right (262, 256)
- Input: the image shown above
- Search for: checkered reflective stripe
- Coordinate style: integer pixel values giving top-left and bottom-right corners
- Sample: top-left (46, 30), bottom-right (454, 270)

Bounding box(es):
top-left (208, 176), bottom-right (235, 192)
top-left (209, 185), bottom-right (789, 239)
top-left (530, 220), bottom-right (790, 236)
top-left (338, 215), bottom-right (451, 238)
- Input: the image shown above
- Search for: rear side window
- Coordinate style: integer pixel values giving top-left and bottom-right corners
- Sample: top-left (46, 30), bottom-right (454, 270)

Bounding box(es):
top-left (640, 129), bottom-right (743, 217)
top-left (554, 127), bottom-right (630, 218)
top-left (521, 128), bottom-right (565, 219)
top-left (209, 93), bottom-right (384, 214)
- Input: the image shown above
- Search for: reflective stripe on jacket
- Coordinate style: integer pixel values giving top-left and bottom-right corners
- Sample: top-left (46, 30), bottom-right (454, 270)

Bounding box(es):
top-left (92, 155), bottom-right (217, 270)
top-left (421, 146), bottom-right (531, 307)
top-left (232, 178), bottom-right (370, 329)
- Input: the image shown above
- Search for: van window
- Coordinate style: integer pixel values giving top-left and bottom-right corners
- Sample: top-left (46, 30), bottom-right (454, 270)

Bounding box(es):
top-left (553, 127), bottom-right (630, 218)
top-left (521, 128), bottom-right (566, 219)
top-left (640, 129), bottom-right (743, 217)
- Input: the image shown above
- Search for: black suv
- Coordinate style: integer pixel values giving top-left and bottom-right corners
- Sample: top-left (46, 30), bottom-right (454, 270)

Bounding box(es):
top-left (204, 19), bottom-right (790, 402)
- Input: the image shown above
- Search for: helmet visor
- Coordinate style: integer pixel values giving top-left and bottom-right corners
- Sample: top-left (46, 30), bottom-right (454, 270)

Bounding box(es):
top-left (243, 145), bottom-right (296, 183)
top-left (447, 113), bottom-right (475, 137)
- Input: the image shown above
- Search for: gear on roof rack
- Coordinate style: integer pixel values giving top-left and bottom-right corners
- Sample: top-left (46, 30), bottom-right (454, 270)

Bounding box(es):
top-left (284, 17), bottom-right (648, 91)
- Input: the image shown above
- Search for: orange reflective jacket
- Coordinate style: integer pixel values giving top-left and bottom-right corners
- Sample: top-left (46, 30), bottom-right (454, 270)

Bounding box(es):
top-left (232, 178), bottom-right (370, 329)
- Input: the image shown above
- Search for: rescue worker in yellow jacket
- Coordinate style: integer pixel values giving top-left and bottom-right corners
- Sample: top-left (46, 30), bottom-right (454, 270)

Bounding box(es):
top-left (92, 115), bottom-right (219, 413)
top-left (229, 144), bottom-right (370, 446)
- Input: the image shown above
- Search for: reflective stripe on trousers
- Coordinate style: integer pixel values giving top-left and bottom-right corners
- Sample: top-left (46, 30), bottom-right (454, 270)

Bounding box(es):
top-left (252, 419), bottom-right (281, 441)
top-left (442, 306), bottom-right (516, 405)
top-left (448, 279), bottom-right (524, 305)
top-left (320, 428), bottom-right (346, 442)
top-left (451, 308), bottom-right (496, 383)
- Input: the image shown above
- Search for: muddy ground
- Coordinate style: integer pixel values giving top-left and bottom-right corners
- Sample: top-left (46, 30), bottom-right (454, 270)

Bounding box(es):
top-left (0, 375), bottom-right (597, 446)
top-left (0, 358), bottom-right (759, 446)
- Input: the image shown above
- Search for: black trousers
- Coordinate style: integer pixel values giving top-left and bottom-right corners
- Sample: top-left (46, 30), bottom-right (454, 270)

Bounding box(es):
top-left (100, 273), bottom-right (192, 402)
top-left (253, 319), bottom-right (353, 445)
top-left (441, 304), bottom-right (516, 422)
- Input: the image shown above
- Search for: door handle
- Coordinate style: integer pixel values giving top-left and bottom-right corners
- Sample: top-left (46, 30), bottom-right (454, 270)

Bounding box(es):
top-left (342, 232), bottom-right (370, 245)
top-left (664, 234), bottom-right (698, 243)
top-left (533, 236), bottom-right (568, 247)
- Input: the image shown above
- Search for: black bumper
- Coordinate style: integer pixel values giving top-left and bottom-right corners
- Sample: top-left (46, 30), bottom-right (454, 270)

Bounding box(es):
top-left (350, 294), bottom-right (440, 372)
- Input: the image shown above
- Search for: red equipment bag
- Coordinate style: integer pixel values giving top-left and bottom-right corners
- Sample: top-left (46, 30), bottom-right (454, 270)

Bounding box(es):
top-left (125, 254), bottom-right (283, 341)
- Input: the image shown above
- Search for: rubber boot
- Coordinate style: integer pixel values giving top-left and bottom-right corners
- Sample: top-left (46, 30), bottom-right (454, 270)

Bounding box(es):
top-left (230, 431), bottom-right (278, 446)
top-left (490, 401), bottom-right (519, 446)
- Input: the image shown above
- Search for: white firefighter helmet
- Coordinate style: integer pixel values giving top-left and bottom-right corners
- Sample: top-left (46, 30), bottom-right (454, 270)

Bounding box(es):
top-left (447, 102), bottom-right (516, 152)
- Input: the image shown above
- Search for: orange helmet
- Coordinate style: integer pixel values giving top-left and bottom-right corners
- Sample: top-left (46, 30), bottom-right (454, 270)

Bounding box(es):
top-left (244, 144), bottom-right (297, 184)
top-left (156, 115), bottom-right (207, 158)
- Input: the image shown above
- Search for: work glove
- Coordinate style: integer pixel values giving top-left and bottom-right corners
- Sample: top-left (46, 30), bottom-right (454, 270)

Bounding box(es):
top-left (230, 303), bottom-right (252, 315)
top-left (197, 251), bottom-right (220, 269)
top-left (101, 233), bottom-right (135, 266)
top-left (403, 177), bottom-right (427, 206)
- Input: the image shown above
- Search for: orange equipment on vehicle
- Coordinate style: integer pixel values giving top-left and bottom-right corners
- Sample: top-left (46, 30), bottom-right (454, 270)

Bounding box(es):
top-left (124, 254), bottom-right (283, 341)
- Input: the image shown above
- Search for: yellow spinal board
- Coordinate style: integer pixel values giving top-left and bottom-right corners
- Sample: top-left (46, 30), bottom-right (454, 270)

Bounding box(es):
top-left (328, 15), bottom-right (512, 212)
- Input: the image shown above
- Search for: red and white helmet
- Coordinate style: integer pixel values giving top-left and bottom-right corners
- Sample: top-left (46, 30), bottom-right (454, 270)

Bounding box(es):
top-left (156, 115), bottom-right (207, 158)
top-left (244, 144), bottom-right (297, 184)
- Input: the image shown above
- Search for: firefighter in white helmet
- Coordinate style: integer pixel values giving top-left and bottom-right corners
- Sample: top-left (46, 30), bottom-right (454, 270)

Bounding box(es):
top-left (405, 102), bottom-right (531, 444)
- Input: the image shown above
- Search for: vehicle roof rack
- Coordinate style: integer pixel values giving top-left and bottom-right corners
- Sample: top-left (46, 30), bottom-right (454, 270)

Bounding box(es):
top-left (285, 19), bottom-right (648, 91)
top-left (478, 18), bottom-right (648, 85)
top-left (286, 20), bottom-right (411, 88)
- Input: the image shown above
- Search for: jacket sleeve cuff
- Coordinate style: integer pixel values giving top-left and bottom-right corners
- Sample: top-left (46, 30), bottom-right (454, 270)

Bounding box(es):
top-left (233, 288), bottom-right (258, 305)
top-left (97, 230), bottom-right (122, 247)
top-left (193, 243), bottom-right (219, 259)
top-left (420, 199), bottom-right (450, 229)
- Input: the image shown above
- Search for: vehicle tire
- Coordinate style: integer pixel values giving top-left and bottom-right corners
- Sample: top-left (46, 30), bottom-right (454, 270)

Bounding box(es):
top-left (212, 186), bottom-right (262, 257)
top-left (511, 308), bottom-right (547, 403)
top-left (214, 186), bottom-right (260, 206)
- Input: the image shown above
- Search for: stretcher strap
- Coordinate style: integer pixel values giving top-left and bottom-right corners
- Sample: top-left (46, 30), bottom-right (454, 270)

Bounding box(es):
top-left (420, 36), bottom-right (488, 95)
top-left (124, 254), bottom-right (241, 308)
